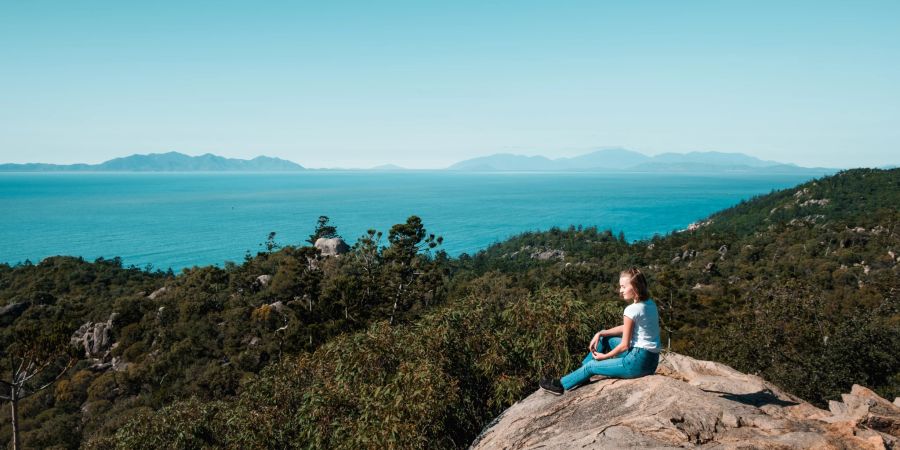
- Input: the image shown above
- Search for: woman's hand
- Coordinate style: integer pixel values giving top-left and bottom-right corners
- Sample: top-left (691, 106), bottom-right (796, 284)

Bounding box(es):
top-left (589, 331), bottom-right (602, 352)
top-left (591, 350), bottom-right (606, 360)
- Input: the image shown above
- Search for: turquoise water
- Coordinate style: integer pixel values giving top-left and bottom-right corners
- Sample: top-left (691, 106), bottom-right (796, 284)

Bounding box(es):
top-left (0, 171), bottom-right (820, 271)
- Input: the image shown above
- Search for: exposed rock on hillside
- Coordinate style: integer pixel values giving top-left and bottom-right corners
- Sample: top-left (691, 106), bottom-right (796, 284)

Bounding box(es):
top-left (686, 219), bottom-right (713, 231)
top-left (254, 274), bottom-right (272, 289)
top-left (315, 237), bottom-right (350, 257)
top-left (499, 246), bottom-right (568, 261)
top-left (800, 198), bottom-right (831, 207)
top-left (70, 313), bottom-right (130, 371)
top-left (471, 353), bottom-right (899, 449)
top-left (532, 249), bottom-right (566, 261)
top-left (0, 302), bottom-right (28, 322)
top-left (147, 286), bottom-right (168, 300)
top-left (71, 313), bottom-right (117, 359)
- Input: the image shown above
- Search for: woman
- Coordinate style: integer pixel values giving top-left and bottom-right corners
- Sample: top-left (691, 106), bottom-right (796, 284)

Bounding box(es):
top-left (540, 267), bottom-right (661, 395)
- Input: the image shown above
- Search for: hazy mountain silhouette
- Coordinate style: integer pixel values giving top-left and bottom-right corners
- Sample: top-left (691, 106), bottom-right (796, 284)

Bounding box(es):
top-left (447, 149), bottom-right (835, 174)
top-left (0, 152), bottom-right (304, 172)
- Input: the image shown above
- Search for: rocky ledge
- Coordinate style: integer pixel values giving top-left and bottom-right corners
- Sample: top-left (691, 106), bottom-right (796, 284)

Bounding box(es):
top-left (471, 353), bottom-right (900, 449)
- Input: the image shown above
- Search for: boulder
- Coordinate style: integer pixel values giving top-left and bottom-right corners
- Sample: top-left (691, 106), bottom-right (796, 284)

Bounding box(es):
top-left (822, 384), bottom-right (900, 438)
top-left (686, 219), bottom-right (712, 231)
top-left (315, 237), bottom-right (350, 257)
top-left (471, 353), bottom-right (898, 449)
top-left (147, 286), bottom-right (168, 300)
top-left (800, 198), bottom-right (831, 207)
top-left (250, 274), bottom-right (272, 291)
top-left (531, 249), bottom-right (566, 261)
top-left (717, 244), bottom-right (728, 259)
top-left (255, 274), bottom-right (272, 287)
top-left (71, 313), bottom-right (118, 360)
top-left (90, 355), bottom-right (131, 372)
top-left (0, 302), bottom-right (28, 322)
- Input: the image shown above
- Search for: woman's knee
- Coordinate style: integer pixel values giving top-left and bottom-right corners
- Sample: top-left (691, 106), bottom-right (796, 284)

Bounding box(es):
top-left (581, 352), bottom-right (594, 365)
top-left (599, 336), bottom-right (611, 352)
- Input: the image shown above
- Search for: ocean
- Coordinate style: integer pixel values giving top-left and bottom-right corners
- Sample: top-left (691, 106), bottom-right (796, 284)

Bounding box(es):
top-left (0, 171), bottom-right (822, 271)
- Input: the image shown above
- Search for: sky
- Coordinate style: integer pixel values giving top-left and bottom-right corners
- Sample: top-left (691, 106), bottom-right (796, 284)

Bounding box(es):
top-left (1, 1), bottom-right (898, 169)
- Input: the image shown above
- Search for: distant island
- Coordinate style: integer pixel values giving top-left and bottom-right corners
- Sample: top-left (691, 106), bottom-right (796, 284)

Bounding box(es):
top-left (446, 148), bottom-right (838, 174)
top-left (1, 148), bottom-right (846, 174)
top-left (0, 151), bottom-right (304, 172)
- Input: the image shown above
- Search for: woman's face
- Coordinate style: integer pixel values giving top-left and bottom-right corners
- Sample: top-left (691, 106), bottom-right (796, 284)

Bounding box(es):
top-left (619, 276), bottom-right (636, 300)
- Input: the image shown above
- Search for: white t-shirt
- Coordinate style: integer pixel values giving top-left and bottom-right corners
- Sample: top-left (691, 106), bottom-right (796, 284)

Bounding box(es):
top-left (623, 299), bottom-right (661, 353)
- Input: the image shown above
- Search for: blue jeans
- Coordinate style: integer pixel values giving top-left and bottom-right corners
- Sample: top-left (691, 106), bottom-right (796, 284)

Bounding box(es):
top-left (560, 336), bottom-right (660, 390)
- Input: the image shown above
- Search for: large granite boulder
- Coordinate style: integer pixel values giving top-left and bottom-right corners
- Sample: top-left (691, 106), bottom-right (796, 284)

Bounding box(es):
top-left (827, 384), bottom-right (900, 438)
top-left (71, 313), bottom-right (118, 360)
top-left (0, 302), bottom-right (28, 323)
top-left (315, 237), bottom-right (350, 257)
top-left (471, 353), bottom-right (898, 449)
top-left (254, 274), bottom-right (272, 289)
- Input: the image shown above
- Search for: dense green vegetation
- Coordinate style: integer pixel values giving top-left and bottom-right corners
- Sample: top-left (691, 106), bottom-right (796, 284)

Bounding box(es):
top-left (2, 168), bottom-right (898, 449)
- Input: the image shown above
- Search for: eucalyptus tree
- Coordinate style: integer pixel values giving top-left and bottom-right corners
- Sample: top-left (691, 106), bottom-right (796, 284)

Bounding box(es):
top-left (1, 321), bottom-right (77, 450)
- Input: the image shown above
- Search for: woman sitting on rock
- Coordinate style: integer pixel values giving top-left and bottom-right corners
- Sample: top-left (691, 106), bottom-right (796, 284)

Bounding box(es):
top-left (540, 267), bottom-right (661, 395)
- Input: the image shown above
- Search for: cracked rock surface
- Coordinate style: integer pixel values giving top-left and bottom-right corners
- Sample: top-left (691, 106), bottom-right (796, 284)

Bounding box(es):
top-left (471, 353), bottom-right (899, 449)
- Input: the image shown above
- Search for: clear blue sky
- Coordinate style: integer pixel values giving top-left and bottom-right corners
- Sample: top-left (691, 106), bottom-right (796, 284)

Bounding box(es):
top-left (1, 1), bottom-right (897, 169)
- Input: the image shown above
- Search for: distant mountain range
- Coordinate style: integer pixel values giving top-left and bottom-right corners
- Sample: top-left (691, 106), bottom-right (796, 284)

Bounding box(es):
top-left (0, 152), bottom-right (304, 172)
top-left (1, 149), bottom-right (848, 174)
top-left (446, 148), bottom-right (836, 174)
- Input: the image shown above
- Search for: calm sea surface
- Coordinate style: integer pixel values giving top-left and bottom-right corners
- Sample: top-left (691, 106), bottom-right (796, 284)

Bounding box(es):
top-left (0, 171), bottom-right (821, 271)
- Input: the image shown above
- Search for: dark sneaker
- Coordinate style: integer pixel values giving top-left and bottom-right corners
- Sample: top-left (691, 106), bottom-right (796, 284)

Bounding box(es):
top-left (539, 378), bottom-right (564, 396)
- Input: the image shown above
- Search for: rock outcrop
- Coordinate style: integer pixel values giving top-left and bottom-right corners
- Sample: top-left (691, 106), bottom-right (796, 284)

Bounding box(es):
top-left (686, 219), bottom-right (713, 231)
top-left (471, 353), bottom-right (899, 449)
top-left (532, 249), bottom-right (566, 261)
top-left (315, 237), bottom-right (350, 257)
top-left (70, 313), bottom-right (130, 371)
top-left (827, 384), bottom-right (900, 439)
top-left (254, 274), bottom-right (272, 289)
top-left (0, 302), bottom-right (28, 323)
top-left (71, 313), bottom-right (118, 359)
top-left (147, 286), bottom-right (168, 300)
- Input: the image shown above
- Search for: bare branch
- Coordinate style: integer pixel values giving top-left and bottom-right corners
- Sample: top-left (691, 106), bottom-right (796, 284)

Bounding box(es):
top-left (20, 358), bottom-right (54, 385)
top-left (14, 357), bottom-right (26, 381)
top-left (17, 357), bottom-right (76, 401)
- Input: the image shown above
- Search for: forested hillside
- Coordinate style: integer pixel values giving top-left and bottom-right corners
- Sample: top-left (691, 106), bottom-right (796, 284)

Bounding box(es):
top-left (1, 168), bottom-right (897, 449)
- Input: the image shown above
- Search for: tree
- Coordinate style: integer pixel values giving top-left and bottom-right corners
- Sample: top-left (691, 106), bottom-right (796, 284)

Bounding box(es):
top-left (1, 322), bottom-right (77, 450)
top-left (307, 216), bottom-right (340, 245)
top-left (264, 231), bottom-right (280, 252)
top-left (383, 216), bottom-right (443, 324)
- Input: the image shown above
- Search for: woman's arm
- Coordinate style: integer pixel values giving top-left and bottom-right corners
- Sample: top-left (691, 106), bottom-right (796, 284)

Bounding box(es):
top-left (590, 323), bottom-right (626, 351)
top-left (593, 316), bottom-right (634, 360)
top-left (599, 324), bottom-right (625, 337)
top-left (589, 324), bottom-right (626, 352)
